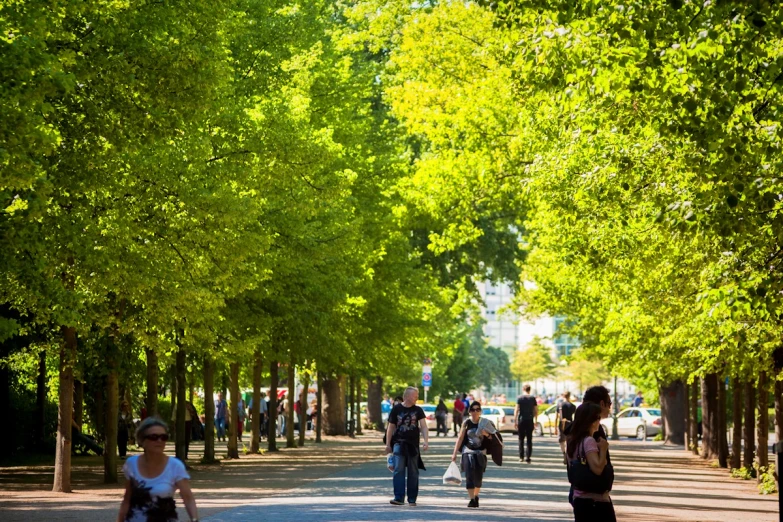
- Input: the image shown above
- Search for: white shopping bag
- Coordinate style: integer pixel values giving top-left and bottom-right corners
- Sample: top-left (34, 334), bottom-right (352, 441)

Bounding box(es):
top-left (443, 461), bottom-right (462, 486)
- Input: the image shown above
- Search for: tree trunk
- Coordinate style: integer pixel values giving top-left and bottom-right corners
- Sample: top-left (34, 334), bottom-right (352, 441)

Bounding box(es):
top-left (322, 375), bottom-right (346, 436)
top-left (145, 348), bottom-right (158, 417)
top-left (36, 350), bottom-right (47, 447)
top-left (367, 377), bottom-right (383, 432)
top-left (268, 360), bottom-right (278, 452)
top-left (684, 380), bottom-right (691, 452)
top-left (286, 362), bottom-right (296, 448)
top-left (298, 372), bottom-right (309, 447)
top-left (203, 356), bottom-right (216, 463)
top-left (53, 326), bottom-right (76, 493)
top-left (774, 378), bottom-right (783, 491)
top-left (175, 349), bottom-right (187, 462)
top-left (73, 378), bottom-right (84, 429)
top-left (743, 380), bottom-right (756, 473)
top-left (690, 380), bottom-right (699, 455)
top-left (250, 350), bottom-right (262, 454)
top-left (731, 376), bottom-right (743, 469)
top-left (717, 375), bottom-right (728, 468)
top-left (170, 365), bottom-right (177, 441)
top-left (660, 379), bottom-right (685, 445)
top-left (701, 373), bottom-right (718, 460)
top-left (316, 372), bottom-right (323, 443)
top-left (757, 370), bottom-right (769, 478)
top-left (103, 356), bottom-right (119, 483)
top-left (355, 377), bottom-right (362, 436)
top-left (349, 375), bottom-right (356, 438)
top-left (227, 362), bottom-right (240, 459)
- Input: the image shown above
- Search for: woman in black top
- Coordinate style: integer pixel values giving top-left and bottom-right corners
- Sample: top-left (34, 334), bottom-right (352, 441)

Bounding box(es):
top-left (451, 401), bottom-right (491, 508)
top-left (435, 399), bottom-right (448, 437)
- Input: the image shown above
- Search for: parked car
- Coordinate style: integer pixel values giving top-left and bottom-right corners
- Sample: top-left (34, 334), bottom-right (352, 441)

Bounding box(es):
top-left (501, 407), bottom-right (517, 432)
top-left (480, 406), bottom-right (511, 432)
top-left (421, 403), bottom-right (452, 433)
top-left (600, 407), bottom-right (662, 439)
top-left (535, 402), bottom-right (582, 436)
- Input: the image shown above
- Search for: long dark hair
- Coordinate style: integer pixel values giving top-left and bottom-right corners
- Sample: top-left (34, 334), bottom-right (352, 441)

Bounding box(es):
top-left (566, 403), bottom-right (602, 458)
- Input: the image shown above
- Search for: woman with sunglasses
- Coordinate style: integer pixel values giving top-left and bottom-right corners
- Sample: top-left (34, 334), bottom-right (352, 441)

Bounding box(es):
top-left (117, 417), bottom-right (199, 522)
top-left (451, 401), bottom-right (501, 508)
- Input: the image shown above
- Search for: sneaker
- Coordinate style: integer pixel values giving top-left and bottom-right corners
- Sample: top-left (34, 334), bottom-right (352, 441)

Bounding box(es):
top-left (468, 498), bottom-right (477, 508)
top-left (519, 457), bottom-right (525, 462)
top-left (390, 499), bottom-right (404, 506)
top-left (475, 496), bottom-right (480, 508)
top-left (408, 502), bottom-right (417, 507)
top-left (526, 458), bottom-right (531, 464)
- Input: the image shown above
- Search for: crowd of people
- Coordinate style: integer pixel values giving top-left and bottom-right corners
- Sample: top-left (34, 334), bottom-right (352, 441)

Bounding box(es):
top-left (116, 384), bottom-right (617, 522)
top-left (383, 384), bottom-right (616, 521)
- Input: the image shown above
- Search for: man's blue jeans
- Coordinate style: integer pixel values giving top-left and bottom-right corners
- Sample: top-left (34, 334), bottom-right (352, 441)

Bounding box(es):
top-left (216, 417), bottom-right (226, 439)
top-left (392, 443), bottom-right (419, 503)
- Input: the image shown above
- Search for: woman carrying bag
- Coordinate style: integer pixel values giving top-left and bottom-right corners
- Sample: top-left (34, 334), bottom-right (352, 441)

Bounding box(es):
top-left (450, 401), bottom-right (503, 508)
top-left (566, 403), bottom-right (615, 521)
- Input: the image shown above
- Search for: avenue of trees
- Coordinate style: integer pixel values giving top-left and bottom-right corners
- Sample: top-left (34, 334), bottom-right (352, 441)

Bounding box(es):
top-left (362, 0), bottom-right (783, 490)
top-left (4, 0), bottom-right (783, 495)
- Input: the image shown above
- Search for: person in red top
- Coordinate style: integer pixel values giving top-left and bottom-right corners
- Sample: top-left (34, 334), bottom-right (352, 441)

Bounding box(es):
top-left (452, 394), bottom-right (466, 437)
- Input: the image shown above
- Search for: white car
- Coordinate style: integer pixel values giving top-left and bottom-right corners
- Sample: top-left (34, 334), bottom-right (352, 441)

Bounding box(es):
top-left (481, 406), bottom-right (515, 432)
top-left (601, 407), bottom-right (662, 439)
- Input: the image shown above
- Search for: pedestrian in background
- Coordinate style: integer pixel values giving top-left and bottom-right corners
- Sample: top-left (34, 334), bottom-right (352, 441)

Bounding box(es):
top-left (556, 391), bottom-right (576, 465)
top-left (514, 384), bottom-right (538, 463)
top-left (633, 391), bottom-right (643, 407)
top-left (215, 392), bottom-right (228, 442)
top-left (117, 417), bottom-right (199, 522)
top-left (435, 399), bottom-right (448, 437)
top-left (237, 397), bottom-right (247, 442)
top-left (118, 401), bottom-right (132, 459)
top-left (385, 386), bottom-right (428, 506)
top-left (567, 403), bottom-right (615, 521)
top-left (452, 394), bottom-right (465, 437)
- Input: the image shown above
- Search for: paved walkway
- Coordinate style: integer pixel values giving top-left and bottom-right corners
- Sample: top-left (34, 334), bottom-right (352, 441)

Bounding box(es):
top-left (0, 433), bottom-right (778, 521)
top-left (203, 436), bottom-right (779, 522)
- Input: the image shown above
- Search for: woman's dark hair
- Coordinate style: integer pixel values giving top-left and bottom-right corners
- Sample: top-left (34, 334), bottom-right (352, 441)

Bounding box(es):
top-left (468, 400), bottom-right (482, 412)
top-left (566, 403), bottom-right (603, 458)
top-left (583, 385), bottom-right (610, 406)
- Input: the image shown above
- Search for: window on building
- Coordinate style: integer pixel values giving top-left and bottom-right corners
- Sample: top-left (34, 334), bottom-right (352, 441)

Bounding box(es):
top-left (554, 316), bottom-right (579, 358)
top-left (486, 282), bottom-right (497, 296)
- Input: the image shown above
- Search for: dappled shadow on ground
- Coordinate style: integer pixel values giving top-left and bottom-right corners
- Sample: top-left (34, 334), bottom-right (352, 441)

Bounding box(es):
top-left (0, 434), bottom-right (777, 521)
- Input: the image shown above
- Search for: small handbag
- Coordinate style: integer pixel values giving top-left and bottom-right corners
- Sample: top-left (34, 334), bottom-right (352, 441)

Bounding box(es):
top-left (567, 438), bottom-right (614, 494)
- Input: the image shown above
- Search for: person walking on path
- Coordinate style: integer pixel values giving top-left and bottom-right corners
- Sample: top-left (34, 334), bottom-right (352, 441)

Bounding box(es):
top-left (556, 391), bottom-right (576, 465)
top-left (117, 417), bottom-right (199, 522)
top-left (237, 397), bottom-right (247, 442)
top-left (633, 391), bottom-right (643, 407)
top-left (566, 403), bottom-right (615, 521)
top-left (435, 399), bottom-right (448, 437)
top-left (514, 384), bottom-right (538, 463)
top-left (452, 394), bottom-right (465, 437)
top-left (385, 386), bottom-right (429, 506)
top-left (215, 392), bottom-right (228, 442)
top-left (118, 401), bottom-right (132, 459)
top-left (170, 401), bottom-right (193, 459)
top-left (451, 401), bottom-right (504, 508)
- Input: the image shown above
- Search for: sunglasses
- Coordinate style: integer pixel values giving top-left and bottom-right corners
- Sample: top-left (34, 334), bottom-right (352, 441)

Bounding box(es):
top-left (469, 408), bottom-right (482, 412)
top-left (144, 433), bottom-right (169, 442)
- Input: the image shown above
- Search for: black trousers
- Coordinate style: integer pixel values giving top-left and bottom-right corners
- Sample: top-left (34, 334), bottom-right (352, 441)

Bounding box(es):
top-left (518, 419), bottom-right (534, 459)
top-left (573, 498), bottom-right (616, 522)
top-left (118, 429), bottom-right (128, 457)
top-left (452, 412), bottom-right (463, 435)
top-left (461, 452), bottom-right (486, 490)
top-left (436, 416), bottom-right (447, 435)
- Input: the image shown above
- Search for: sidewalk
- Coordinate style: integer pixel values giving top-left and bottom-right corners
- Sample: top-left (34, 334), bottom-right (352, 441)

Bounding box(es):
top-left (0, 433), bottom-right (778, 521)
top-left (0, 434), bottom-right (384, 521)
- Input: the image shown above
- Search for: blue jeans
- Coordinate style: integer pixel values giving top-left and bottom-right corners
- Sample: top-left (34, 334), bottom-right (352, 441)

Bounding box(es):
top-left (392, 443), bottom-right (419, 503)
top-left (216, 417), bottom-right (226, 440)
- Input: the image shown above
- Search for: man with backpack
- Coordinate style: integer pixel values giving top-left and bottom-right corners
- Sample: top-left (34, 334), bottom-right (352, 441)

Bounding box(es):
top-left (514, 384), bottom-right (538, 463)
top-left (556, 391), bottom-right (576, 464)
